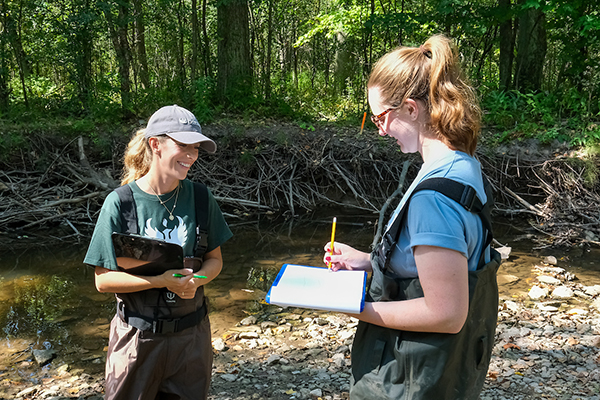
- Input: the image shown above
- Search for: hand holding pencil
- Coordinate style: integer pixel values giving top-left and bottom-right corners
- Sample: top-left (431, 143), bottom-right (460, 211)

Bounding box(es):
top-left (324, 218), bottom-right (373, 272)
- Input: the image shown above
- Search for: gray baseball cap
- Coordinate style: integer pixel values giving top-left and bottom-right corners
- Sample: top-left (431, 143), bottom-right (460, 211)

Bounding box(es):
top-left (144, 105), bottom-right (216, 153)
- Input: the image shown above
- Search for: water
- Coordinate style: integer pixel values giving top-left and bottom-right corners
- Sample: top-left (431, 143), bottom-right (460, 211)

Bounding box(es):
top-left (1, 214), bottom-right (599, 377)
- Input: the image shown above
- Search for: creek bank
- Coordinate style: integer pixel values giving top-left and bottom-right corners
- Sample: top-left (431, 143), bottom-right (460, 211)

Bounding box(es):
top-left (4, 253), bottom-right (600, 400)
top-left (1, 121), bottom-right (599, 249)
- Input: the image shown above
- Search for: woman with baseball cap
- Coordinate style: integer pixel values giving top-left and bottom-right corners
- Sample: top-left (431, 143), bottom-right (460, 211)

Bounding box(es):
top-left (84, 105), bottom-right (232, 399)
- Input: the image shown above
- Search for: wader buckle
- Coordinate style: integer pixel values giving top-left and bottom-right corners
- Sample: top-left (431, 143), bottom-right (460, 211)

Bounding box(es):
top-left (153, 318), bottom-right (179, 334)
top-left (460, 185), bottom-right (477, 212)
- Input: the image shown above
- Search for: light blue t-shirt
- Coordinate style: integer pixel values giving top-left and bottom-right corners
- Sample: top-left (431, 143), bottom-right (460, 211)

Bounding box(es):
top-left (386, 149), bottom-right (489, 278)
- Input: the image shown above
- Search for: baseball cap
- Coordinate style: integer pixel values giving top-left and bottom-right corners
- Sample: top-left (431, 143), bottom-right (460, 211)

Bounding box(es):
top-left (144, 105), bottom-right (216, 153)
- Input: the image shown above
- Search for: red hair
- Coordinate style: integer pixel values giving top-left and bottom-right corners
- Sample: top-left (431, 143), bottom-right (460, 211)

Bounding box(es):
top-left (368, 35), bottom-right (481, 155)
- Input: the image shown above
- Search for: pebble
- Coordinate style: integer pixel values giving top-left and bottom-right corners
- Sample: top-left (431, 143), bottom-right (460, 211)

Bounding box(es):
top-left (529, 285), bottom-right (548, 300)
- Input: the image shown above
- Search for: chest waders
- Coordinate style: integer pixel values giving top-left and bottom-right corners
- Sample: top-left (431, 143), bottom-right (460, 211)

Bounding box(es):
top-left (104, 182), bottom-right (214, 400)
top-left (350, 177), bottom-right (501, 400)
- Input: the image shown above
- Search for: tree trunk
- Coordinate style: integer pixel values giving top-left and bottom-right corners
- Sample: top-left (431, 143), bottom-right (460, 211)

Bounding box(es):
top-left (71, 0), bottom-right (94, 112)
top-left (514, 2), bottom-right (547, 92)
top-left (335, 32), bottom-right (351, 95)
top-left (191, 0), bottom-right (199, 85)
top-left (202, 0), bottom-right (212, 78)
top-left (103, 0), bottom-right (133, 113)
top-left (264, 0), bottom-right (273, 101)
top-left (556, 2), bottom-right (590, 91)
top-left (498, 0), bottom-right (514, 90)
top-left (3, 0), bottom-right (30, 108)
top-left (132, 0), bottom-right (150, 90)
top-left (0, 0), bottom-right (12, 113)
top-left (216, 0), bottom-right (252, 104)
top-left (176, 0), bottom-right (186, 94)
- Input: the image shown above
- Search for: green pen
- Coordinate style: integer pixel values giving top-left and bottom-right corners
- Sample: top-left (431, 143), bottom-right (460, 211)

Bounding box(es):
top-left (173, 273), bottom-right (207, 279)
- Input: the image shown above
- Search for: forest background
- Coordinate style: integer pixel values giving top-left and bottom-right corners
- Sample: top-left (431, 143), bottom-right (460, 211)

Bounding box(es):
top-left (0, 0), bottom-right (599, 141)
top-left (1, 0), bottom-right (600, 247)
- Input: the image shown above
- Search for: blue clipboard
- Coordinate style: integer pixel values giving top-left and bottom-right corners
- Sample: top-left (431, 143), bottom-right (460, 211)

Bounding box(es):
top-left (266, 264), bottom-right (366, 313)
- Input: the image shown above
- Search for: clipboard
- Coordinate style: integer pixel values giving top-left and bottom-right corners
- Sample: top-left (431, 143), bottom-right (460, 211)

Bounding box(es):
top-left (111, 233), bottom-right (184, 276)
top-left (265, 264), bottom-right (367, 313)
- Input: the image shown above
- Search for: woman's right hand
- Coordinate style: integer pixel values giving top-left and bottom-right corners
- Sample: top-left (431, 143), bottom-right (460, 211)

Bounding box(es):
top-left (323, 242), bottom-right (372, 272)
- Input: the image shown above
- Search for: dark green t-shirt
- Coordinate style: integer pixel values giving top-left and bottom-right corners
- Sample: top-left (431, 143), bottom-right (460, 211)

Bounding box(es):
top-left (84, 179), bottom-right (233, 271)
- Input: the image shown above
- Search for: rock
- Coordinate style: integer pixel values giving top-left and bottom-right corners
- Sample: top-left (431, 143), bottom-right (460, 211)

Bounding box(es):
top-left (309, 388), bottom-right (323, 398)
top-left (503, 300), bottom-right (521, 312)
top-left (543, 255), bottom-right (558, 265)
top-left (583, 285), bottom-right (600, 296)
top-left (239, 331), bottom-right (259, 339)
top-left (537, 304), bottom-right (559, 312)
top-left (56, 363), bottom-right (70, 376)
top-left (266, 354), bottom-right (281, 365)
top-left (497, 274), bottom-right (519, 285)
top-left (536, 266), bottom-right (565, 275)
top-left (16, 386), bottom-right (39, 397)
top-left (331, 353), bottom-right (346, 368)
top-left (220, 374), bottom-right (238, 382)
top-left (567, 308), bottom-right (588, 316)
top-left (529, 285), bottom-right (548, 300)
top-left (584, 231), bottom-right (598, 242)
top-left (33, 349), bottom-right (56, 365)
top-left (551, 286), bottom-right (573, 299)
top-left (496, 246), bottom-right (512, 259)
top-left (240, 315), bottom-right (257, 326)
top-left (591, 298), bottom-right (600, 312)
top-left (537, 275), bottom-right (561, 285)
top-left (213, 338), bottom-right (226, 351)
top-left (273, 324), bottom-right (292, 335)
top-left (261, 321), bottom-right (278, 330)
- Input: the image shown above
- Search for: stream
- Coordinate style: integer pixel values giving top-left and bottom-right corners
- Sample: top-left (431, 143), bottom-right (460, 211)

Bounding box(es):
top-left (1, 213), bottom-right (600, 385)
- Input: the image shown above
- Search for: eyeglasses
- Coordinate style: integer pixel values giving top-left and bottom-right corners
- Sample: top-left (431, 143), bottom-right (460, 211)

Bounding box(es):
top-left (370, 107), bottom-right (398, 127)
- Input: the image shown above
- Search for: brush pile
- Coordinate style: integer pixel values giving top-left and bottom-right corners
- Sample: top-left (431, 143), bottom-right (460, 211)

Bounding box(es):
top-left (0, 122), bottom-right (599, 248)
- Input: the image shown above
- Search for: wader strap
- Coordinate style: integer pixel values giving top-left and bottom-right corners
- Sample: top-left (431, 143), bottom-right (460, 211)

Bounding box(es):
top-left (114, 182), bottom-right (210, 259)
top-left (114, 184), bottom-right (138, 235)
top-left (192, 182), bottom-right (209, 258)
top-left (380, 175), bottom-right (494, 271)
top-left (117, 300), bottom-right (208, 334)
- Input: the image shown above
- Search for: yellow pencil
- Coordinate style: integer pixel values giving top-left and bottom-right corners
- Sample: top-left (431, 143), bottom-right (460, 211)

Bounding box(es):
top-left (328, 217), bottom-right (337, 269)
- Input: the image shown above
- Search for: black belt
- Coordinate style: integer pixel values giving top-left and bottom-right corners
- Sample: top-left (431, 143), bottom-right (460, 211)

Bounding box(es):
top-left (117, 301), bottom-right (208, 334)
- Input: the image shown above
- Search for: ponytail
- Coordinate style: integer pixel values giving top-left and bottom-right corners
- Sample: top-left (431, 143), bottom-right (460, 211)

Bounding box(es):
top-left (368, 34), bottom-right (481, 155)
top-left (121, 129), bottom-right (153, 185)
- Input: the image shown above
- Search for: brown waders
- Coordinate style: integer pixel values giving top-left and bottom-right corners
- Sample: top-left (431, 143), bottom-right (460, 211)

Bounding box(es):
top-left (105, 287), bottom-right (211, 400)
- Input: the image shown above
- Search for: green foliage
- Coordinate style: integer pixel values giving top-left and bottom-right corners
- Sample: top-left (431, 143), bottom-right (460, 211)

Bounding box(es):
top-left (0, 0), bottom-right (599, 145)
top-left (482, 87), bottom-right (600, 147)
top-left (295, 5), bottom-right (365, 47)
top-left (298, 121), bottom-right (315, 131)
top-left (194, 77), bottom-right (217, 124)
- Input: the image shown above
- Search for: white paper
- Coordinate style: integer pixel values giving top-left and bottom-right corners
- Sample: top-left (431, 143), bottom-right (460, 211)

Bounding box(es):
top-left (266, 264), bottom-right (366, 313)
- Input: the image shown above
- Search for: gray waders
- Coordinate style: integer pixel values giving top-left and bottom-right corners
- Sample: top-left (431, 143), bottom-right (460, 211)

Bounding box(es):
top-left (104, 182), bottom-right (212, 400)
top-left (350, 177), bottom-right (501, 400)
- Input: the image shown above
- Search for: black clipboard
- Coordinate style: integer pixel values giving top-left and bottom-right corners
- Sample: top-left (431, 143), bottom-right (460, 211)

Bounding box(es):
top-left (111, 233), bottom-right (184, 276)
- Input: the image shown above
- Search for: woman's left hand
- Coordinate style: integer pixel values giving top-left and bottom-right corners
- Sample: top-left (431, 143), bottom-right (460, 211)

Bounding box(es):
top-left (165, 268), bottom-right (199, 298)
